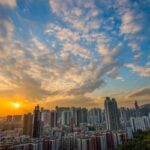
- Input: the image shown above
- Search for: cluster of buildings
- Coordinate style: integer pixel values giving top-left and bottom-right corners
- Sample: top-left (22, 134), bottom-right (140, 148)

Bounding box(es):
top-left (130, 116), bottom-right (150, 132)
top-left (23, 105), bottom-right (104, 138)
top-left (0, 97), bottom-right (150, 150)
top-left (6, 115), bottom-right (22, 122)
top-left (0, 131), bottom-right (129, 150)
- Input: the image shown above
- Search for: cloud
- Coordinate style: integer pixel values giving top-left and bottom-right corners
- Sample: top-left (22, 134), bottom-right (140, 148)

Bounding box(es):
top-left (62, 43), bottom-right (90, 59)
top-left (128, 87), bottom-right (150, 97)
top-left (0, 75), bottom-right (58, 101)
top-left (0, 0), bottom-right (148, 106)
top-left (0, 27), bottom-right (95, 99)
top-left (98, 43), bottom-right (109, 56)
top-left (12, 75), bottom-right (53, 100)
top-left (48, 0), bottom-right (100, 32)
top-left (45, 24), bottom-right (80, 42)
top-left (133, 53), bottom-right (142, 62)
top-left (46, 95), bottom-right (98, 108)
top-left (31, 38), bottom-right (49, 57)
top-left (107, 67), bottom-right (123, 80)
top-left (2, 20), bottom-right (14, 39)
top-left (45, 23), bottom-right (61, 34)
top-left (68, 77), bottom-right (105, 95)
top-left (128, 42), bottom-right (139, 52)
top-left (120, 11), bottom-right (142, 34)
top-left (73, 7), bottom-right (82, 17)
top-left (146, 62), bottom-right (150, 67)
top-left (67, 49), bottom-right (121, 95)
top-left (126, 64), bottom-right (150, 77)
top-left (98, 41), bottom-right (122, 66)
top-left (47, 0), bottom-right (123, 91)
top-left (0, 0), bottom-right (16, 8)
top-left (56, 28), bottom-right (80, 42)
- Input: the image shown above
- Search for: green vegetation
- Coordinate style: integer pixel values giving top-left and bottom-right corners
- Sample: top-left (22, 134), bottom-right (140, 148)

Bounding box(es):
top-left (117, 129), bottom-right (150, 150)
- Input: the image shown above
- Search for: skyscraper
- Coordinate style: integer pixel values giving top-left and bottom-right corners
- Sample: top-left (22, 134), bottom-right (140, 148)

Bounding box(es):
top-left (23, 113), bottom-right (33, 137)
top-left (104, 97), bottom-right (121, 130)
top-left (32, 105), bottom-right (43, 138)
top-left (135, 100), bottom-right (141, 117)
top-left (134, 100), bottom-right (139, 109)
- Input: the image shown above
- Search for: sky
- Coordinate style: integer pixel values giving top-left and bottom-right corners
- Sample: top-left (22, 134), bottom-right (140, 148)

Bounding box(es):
top-left (0, 0), bottom-right (150, 116)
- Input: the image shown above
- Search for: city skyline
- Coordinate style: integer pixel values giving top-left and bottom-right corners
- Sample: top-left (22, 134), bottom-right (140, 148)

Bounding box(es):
top-left (0, 0), bottom-right (150, 116)
top-left (0, 97), bottom-right (150, 150)
top-left (0, 98), bottom-right (148, 118)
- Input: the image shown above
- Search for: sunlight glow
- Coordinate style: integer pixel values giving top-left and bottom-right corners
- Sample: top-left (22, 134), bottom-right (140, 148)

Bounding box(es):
top-left (13, 102), bottom-right (21, 108)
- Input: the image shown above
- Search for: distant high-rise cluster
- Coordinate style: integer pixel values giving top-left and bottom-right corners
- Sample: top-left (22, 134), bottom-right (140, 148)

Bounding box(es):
top-left (21, 98), bottom-right (150, 139)
top-left (22, 98), bottom-right (122, 139)
top-left (22, 105), bottom-right (104, 138)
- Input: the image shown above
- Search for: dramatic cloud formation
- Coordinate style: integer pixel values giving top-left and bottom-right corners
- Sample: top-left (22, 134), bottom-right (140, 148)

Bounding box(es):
top-left (0, 0), bottom-right (149, 112)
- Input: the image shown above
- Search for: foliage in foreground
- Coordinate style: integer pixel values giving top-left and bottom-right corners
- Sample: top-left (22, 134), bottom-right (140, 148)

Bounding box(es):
top-left (117, 129), bottom-right (150, 150)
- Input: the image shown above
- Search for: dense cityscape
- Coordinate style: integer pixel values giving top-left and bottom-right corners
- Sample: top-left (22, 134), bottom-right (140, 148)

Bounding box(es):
top-left (0, 97), bottom-right (150, 150)
top-left (0, 0), bottom-right (150, 150)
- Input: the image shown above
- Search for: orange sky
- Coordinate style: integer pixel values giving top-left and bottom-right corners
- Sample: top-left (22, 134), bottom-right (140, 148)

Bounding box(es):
top-left (0, 94), bottom-right (149, 117)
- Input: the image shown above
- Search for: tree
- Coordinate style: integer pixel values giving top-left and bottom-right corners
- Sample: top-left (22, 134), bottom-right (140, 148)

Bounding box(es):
top-left (117, 129), bottom-right (150, 150)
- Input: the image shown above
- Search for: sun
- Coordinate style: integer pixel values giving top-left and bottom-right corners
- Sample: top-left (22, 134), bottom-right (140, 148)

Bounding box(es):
top-left (13, 102), bottom-right (21, 108)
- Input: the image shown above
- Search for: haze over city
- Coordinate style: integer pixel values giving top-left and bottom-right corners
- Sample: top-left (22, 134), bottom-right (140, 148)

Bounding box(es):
top-left (0, 0), bottom-right (150, 117)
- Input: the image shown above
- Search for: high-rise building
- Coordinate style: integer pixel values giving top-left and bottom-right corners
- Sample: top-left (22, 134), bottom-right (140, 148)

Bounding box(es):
top-left (104, 97), bottom-right (121, 130)
top-left (69, 107), bottom-right (78, 126)
top-left (32, 105), bottom-right (43, 138)
top-left (56, 106), bottom-right (69, 126)
top-left (134, 100), bottom-right (139, 109)
top-left (23, 113), bottom-right (33, 137)
top-left (76, 108), bottom-right (87, 126)
top-left (119, 107), bottom-right (130, 129)
top-left (88, 108), bottom-right (102, 124)
top-left (134, 100), bottom-right (141, 117)
top-left (50, 110), bottom-right (57, 128)
top-left (61, 110), bottom-right (70, 125)
top-left (41, 109), bottom-right (51, 127)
